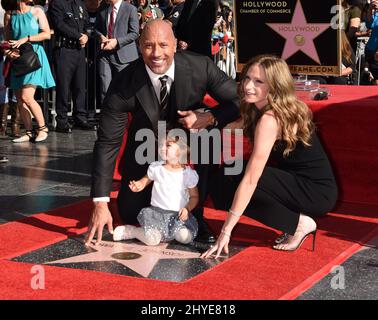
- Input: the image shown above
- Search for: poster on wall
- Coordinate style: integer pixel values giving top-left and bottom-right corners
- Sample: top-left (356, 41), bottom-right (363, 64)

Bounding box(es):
top-left (234, 0), bottom-right (342, 76)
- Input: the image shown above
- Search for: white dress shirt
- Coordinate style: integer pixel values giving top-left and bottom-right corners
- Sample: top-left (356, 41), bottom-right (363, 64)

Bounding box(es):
top-left (107, 0), bottom-right (123, 34)
top-left (145, 61), bottom-right (175, 103)
top-left (93, 61), bottom-right (176, 203)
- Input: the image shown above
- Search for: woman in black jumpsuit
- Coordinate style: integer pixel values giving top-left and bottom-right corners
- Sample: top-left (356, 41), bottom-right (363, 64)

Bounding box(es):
top-left (202, 56), bottom-right (338, 257)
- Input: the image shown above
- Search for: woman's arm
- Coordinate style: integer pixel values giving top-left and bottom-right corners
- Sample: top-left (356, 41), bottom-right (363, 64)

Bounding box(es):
top-left (222, 113), bottom-right (280, 234)
top-left (9, 7), bottom-right (51, 48)
top-left (129, 175), bottom-right (152, 192)
top-left (201, 113), bottom-right (279, 258)
top-left (32, 7), bottom-right (52, 41)
top-left (186, 187), bottom-right (199, 212)
top-left (179, 187), bottom-right (199, 221)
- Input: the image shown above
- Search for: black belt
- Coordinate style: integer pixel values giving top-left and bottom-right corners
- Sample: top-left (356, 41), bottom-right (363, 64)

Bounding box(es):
top-left (56, 36), bottom-right (81, 50)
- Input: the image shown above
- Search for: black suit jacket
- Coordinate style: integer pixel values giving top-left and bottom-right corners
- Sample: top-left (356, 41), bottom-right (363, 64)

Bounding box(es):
top-left (175, 0), bottom-right (219, 57)
top-left (91, 51), bottom-right (239, 198)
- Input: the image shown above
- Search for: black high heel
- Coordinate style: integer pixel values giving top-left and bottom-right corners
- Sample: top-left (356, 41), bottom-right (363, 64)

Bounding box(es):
top-left (273, 229), bottom-right (317, 252)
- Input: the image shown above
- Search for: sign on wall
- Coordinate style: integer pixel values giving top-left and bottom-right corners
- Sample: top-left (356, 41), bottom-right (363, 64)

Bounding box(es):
top-left (234, 0), bottom-right (342, 76)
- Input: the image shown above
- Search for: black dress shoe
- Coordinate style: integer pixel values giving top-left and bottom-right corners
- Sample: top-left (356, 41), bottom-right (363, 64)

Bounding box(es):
top-left (74, 121), bottom-right (97, 130)
top-left (55, 125), bottom-right (72, 133)
top-left (196, 220), bottom-right (216, 243)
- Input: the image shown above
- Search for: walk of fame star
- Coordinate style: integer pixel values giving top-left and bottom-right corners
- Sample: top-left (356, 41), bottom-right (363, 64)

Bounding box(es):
top-left (12, 235), bottom-right (244, 282)
top-left (46, 240), bottom-right (202, 278)
top-left (266, 0), bottom-right (330, 64)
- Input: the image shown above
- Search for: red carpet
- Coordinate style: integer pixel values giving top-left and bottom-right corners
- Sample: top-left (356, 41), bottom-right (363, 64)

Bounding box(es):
top-left (2, 85), bottom-right (377, 299)
top-left (1, 198), bottom-right (377, 300)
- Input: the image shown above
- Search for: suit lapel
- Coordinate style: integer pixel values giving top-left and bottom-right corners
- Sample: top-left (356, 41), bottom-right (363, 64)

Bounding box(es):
top-left (113, 2), bottom-right (126, 35)
top-left (103, 5), bottom-right (109, 35)
top-left (173, 54), bottom-right (192, 111)
top-left (133, 62), bottom-right (161, 133)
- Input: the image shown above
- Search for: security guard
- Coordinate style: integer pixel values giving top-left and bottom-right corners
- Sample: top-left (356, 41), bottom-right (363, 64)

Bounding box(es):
top-left (49, 0), bottom-right (95, 132)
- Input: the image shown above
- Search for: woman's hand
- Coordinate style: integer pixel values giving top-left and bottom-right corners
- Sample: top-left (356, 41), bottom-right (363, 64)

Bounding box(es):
top-left (201, 232), bottom-right (230, 259)
top-left (9, 37), bottom-right (28, 49)
top-left (4, 49), bottom-right (20, 59)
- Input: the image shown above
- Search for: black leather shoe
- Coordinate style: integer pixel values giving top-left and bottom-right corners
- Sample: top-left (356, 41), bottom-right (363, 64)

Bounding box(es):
top-left (55, 125), bottom-right (72, 133)
top-left (74, 121), bottom-right (97, 131)
top-left (196, 220), bottom-right (216, 243)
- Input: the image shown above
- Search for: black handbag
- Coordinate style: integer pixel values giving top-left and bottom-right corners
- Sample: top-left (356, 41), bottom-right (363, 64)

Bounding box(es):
top-left (12, 42), bottom-right (41, 77)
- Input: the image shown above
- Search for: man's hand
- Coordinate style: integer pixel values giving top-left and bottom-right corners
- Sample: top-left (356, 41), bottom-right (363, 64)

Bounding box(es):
top-left (177, 110), bottom-right (215, 130)
top-left (102, 38), bottom-right (118, 51)
top-left (178, 207), bottom-right (189, 221)
top-left (79, 33), bottom-right (88, 47)
top-left (85, 202), bottom-right (114, 246)
top-left (99, 35), bottom-right (108, 49)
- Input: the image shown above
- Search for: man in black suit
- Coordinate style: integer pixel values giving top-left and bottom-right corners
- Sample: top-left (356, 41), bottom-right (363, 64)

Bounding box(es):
top-left (85, 20), bottom-right (239, 246)
top-left (175, 0), bottom-right (219, 58)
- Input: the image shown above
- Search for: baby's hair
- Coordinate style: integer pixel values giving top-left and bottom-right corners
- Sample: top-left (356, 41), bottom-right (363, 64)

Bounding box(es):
top-left (163, 134), bottom-right (190, 165)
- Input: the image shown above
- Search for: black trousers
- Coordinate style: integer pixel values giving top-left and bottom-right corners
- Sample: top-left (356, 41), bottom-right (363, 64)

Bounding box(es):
top-left (210, 163), bottom-right (337, 235)
top-left (53, 47), bottom-right (87, 126)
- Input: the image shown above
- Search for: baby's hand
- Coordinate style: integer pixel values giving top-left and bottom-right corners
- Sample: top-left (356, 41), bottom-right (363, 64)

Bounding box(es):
top-left (129, 180), bottom-right (144, 192)
top-left (178, 207), bottom-right (189, 221)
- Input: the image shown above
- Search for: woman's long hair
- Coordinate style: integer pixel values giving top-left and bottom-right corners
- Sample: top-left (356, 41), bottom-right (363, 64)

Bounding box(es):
top-left (341, 30), bottom-right (353, 65)
top-left (239, 55), bottom-right (314, 156)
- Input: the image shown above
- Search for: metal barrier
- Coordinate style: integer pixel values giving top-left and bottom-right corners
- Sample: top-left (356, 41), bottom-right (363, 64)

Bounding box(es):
top-left (355, 37), bottom-right (370, 85)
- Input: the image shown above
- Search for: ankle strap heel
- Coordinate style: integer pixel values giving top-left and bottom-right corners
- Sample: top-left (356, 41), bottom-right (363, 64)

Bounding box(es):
top-left (35, 125), bottom-right (49, 143)
top-left (12, 130), bottom-right (36, 143)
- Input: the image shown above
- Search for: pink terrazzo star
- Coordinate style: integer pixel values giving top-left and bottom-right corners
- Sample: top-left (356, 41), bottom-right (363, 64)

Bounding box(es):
top-left (266, 0), bottom-right (330, 64)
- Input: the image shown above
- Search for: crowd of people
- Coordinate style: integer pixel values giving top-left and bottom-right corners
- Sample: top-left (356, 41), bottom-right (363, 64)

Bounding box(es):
top-left (0, 0), bottom-right (236, 141)
top-left (0, 0), bottom-right (376, 142)
top-left (0, 0), bottom-right (377, 257)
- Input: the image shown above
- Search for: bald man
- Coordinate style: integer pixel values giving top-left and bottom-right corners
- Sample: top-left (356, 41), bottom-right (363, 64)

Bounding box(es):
top-left (87, 20), bottom-right (239, 245)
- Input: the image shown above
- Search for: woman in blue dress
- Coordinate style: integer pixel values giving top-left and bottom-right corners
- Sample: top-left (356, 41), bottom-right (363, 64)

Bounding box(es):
top-left (4, 0), bottom-right (55, 143)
